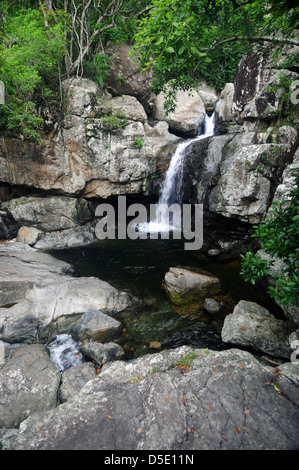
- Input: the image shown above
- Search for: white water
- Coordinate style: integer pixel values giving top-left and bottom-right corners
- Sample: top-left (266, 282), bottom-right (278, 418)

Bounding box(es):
top-left (142, 112), bottom-right (215, 233)
top-left (47, 334), bottom-right (83, 372)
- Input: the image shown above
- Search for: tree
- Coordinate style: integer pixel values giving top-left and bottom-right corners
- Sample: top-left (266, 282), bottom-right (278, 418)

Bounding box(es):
top-left (132, 0), bottom-right (299, 110)
top-left (0, 6), bottom-right (66, 140)
top-left (240, 168), bottom-right (299, 307)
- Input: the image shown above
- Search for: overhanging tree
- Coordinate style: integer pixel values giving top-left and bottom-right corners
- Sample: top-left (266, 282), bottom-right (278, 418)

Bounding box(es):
top-left (132, 0), bottom-right (299, 110)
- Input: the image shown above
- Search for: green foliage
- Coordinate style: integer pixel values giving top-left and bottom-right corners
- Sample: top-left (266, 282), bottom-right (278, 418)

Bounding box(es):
top-left (84, 53), bottom-right (112, 88)
top-left (240, 168), bottom-right (299, 306)
top-left (97, 107), bottom-right (127, 133)
top-left (132, 0), bottom-right (298, 110)
top-left (0, 7), bottom-right (66, 140)
top-left (134, 137), bottom-right (144, 149)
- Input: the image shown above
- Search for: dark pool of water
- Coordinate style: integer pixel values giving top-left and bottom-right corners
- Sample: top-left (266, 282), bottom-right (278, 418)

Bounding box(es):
top-left (49, 238), bottom-right (261, 359)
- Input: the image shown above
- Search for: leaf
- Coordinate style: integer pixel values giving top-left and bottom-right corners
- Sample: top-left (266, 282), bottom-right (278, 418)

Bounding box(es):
top-left (206, 403), bottom-right (212, 408)
top-left (106, 415), bottom-right (113, 419)
top-left (234, 427), bottom-right (240, 433)
top-left (166, 46), bottom-right (175, 53)
top-left (166, 396), bottom-right (170, 403)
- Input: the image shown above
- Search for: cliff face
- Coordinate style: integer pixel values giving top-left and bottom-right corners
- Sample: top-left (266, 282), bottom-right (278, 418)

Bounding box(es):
top-left (184, 44), bottom-right (299, 227)
top-left (0, 43), bottom-right (298, 251)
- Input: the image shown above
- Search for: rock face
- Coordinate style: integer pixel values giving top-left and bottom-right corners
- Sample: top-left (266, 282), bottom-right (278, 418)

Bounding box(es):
top-left (2, 196), bottom-right (93, 232)
top-left (0, 344), bottom-right (60, 428)
top-left (1, 347), bottom-right (298, 450)
top-left (0, 77), bottom-right (178, 201)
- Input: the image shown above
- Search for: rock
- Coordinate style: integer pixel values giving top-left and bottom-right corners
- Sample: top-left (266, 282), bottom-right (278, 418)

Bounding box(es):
top-left (80, 341), bottom-right (124, 366)
top-left (0, 242), bottom-right (73, 307)
top-left (71, 310), bottom-right (122, 343)
top-left (214, 83), bottom-right (236, 133)
top-left (204, 298), bottom-right (223, 314)
top-left (221, 300), bottom-right (295, 358)
top-left (105, 42), bottom-right (153, 110)
top-left (62, 77), bottom-right (105, 118)
top-left (1, 347), bottom-right (298, 450)
top-left (232, 46), bottom-right (299, 123)
top-left (0, 278), bottom-right (130, 344)
top-left (153, 84), bottom-right (206, 136)
top-left (149, 341), bottom-right (161, 349)
top-left (96, 95), bottom-right (148, 123)
top-left (162, 267), bottom-right (223, 306)
top-left (0, 79), bottom-right (177, 200)
top-left (0, 242), bottom-right (131, 343)
top-left (33, 222), bottom-right (96, 250)
top-left (0, 344), bottom-right (60, 428)
top-left (16, 226), bottom-right (43, 245)
top-left (208, 140), bottom-right (288, 224)
top-left (0, 211), bottom-right (19, 240)
top-left (59, 362), bottom-right (97, 403)
top-left (2, 196), bottom-right (93, 232)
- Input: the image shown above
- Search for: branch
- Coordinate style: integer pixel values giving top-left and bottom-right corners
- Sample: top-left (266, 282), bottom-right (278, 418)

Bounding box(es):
top-left (204, 35), bottom-right (299, 52)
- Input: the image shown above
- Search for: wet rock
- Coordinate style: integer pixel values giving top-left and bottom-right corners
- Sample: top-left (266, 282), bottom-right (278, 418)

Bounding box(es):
top-left (204, 298), bottom-right (223, 314)
top-left (80, 341), bottom-right (124, 366)
top-left (162, 267), bottom-right (223, 306)
top-left (0, 344), bottom-right (60, 428)
top-left (221, 300), bottom-right (295, 358)
top-left (71, 310), bottom-right (122, 343)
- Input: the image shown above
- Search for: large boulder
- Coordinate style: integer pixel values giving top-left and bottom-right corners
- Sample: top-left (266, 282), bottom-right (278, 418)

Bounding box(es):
top-left (105, 42), bottom-right (153, 110)
top-left (221, 300), bottom-right (295, 358)
top-left (0, 277), bottom-right (130, 344)
top-left (162, 267), bottom-right (223, 307)
top-left (0, 344), bottom-right (60, 428)
top-left (1, 347), bottom-right (298, 450)
top-left (153, 84), bottom-right (207, 136)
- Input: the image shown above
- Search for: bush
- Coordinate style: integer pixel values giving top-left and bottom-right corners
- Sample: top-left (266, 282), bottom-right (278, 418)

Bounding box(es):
top-left (240, 168), bottom-right (299, 306)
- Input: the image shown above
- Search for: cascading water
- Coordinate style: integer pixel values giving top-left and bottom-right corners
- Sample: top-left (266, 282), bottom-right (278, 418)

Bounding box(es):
top-left (145, 112), bottom-right (215, 233)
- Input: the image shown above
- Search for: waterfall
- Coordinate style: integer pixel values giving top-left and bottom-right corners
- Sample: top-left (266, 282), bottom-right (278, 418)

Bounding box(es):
top-left (145, 112), bottom-right (215, 233)
top-left (159, 112), bottom-right (215, 208)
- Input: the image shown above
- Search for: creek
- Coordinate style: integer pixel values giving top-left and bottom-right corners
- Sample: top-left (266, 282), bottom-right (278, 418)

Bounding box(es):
top-left (48, 113), bottom-right (262, 366)
top-left (49, 236), bottom-right (261, 362)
